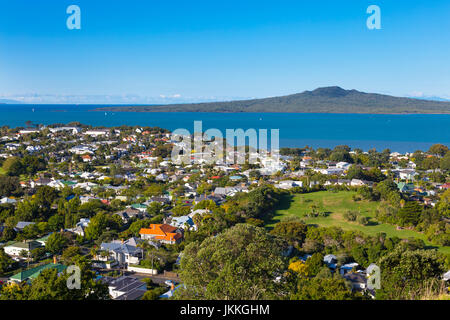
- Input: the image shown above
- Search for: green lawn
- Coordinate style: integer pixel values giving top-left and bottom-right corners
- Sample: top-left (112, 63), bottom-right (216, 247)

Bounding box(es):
top-left (268, 191), bottom-right (450, 255)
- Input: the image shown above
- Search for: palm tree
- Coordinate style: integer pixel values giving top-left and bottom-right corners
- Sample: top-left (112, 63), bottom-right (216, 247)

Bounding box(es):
top-left (138, 241), bottom-right (154, 271)
top-left (90, 247), bottom-right (99, 260)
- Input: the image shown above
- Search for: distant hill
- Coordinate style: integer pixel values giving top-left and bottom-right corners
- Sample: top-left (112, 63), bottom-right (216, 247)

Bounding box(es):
top-left (0, 99), bottom-right (21, 104)
top-left (96, 86), bottom-right (450, 114)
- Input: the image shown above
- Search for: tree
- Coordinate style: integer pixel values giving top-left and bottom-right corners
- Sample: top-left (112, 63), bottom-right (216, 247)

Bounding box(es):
top-left (141, 287), bottom-right (166, 300)
top-left (2, 157), bottom-right (24, 176)
top-left (343, 210), bottom-right (359, 222)
top-left (440, 151), bottom-right (450, 171)
top-left (46, 232), bottom-right (69, 254)
top-left (375, 179), bottom-right (402, 206)
top-left (84, 212), bottom-right (119, 241)
top-left (357, 216), bottom-right (369, 226)
top-left (9, 256), bottom-right (111, 300)
top-left (171, 205), bottom-right (191, 217)
top-left (377, 247), bottom-right (446, 300)
top-left (22, 156), bottom-right (46, 175)
top-left (30, 247), bottom-right (47, 262)
top-left (0, 226), bottom-right (16, 242)
top-left (61, 246), bottom-right (82, 265)
top-left (330, 151), bottom-right (352, 163)
top-left (0, 248), bottom-right (14, 275)
top-left (144, 184), bottom-right (165, 197)
top-left (175, 224), bottom-right (287, 300)
top-left (196, 182), bottom-right (213, 195)
top-left (288, 260), bottom-right (309, 276)
top-left (305, 253), bottom-right (324, 276)
top-left (0, 176), bottom-right (22, 197)
top-left (291, 276), bottom-right (358, 300)
top-left (397, 201), bottom-right (422, 226)
top-left (428, 144), bottom-right (449, 157)
top-left (15, 199), bottom-right (40, 221)
top-left (270, 221), bottom-right (308, 246)
top-left (34, 186), bottom-right (59, 210)
top-left (48, 214), bottom-right (65, 232)
top-left (146, 202), bottom-right (164, 216)
top-left (346, 165), bottom-right (368, 181)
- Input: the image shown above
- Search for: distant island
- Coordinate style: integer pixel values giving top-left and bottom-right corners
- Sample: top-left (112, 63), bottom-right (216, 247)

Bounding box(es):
top-left (95, 86), bottom-right (450, 114)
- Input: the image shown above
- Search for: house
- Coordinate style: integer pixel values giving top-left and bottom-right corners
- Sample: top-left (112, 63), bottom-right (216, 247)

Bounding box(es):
top-left (274, 180), bottom-right (303, 190)
top-left (35, 233), bottom-right (52, 246)
top-left (131, 203), bottom-right (148, 213)
top-left (84, 129), bottom-right (109, 137)
top-left (68, 218), bottom-right (90, 236)
top-left (9, 263), bottom-right (66, 284)
top-left (100, 238), bottom-right (144, 265)
top-left (350, 179), bottom-right (373, 187)
top-left (340, 262), bottom-right (359, 275)
top-left (343, 271), bottom-right (367, 291)
top-left (3, 240), bottom-right (43, 257)
top-left (49, 126), bottom-right (81, 135)
top-left (189, 209), bottom-right (210, 219)
top-left (439, 183), bottom-right (450, 190)
top-left (399, 169), bottom-right (418, 181)
top-left (0, 197), bottom-right (17, 205)
top-left (32, 177), bottom-right (52, 187)
top-left (213, 186), bottom-right (248, 197)
top-left (15, 221), bottom-right (35, 232)
top-left (396, 182), bottom-right (416, 193)
top-left (82, 154), bottom-right (92, 162)
top-left (149, 196), bottom-right (171, 205)
top-left (167, 216), bottom-right (197, 231)
top-left (314, 168), bottom-right (344, 175)
top-left (68, 145), bottom-right (96, 155)
top-left (443, 270), bottom-right (450, 282)
top-left (336, 162), bottom-right (352, 170)
top-left (103, 276), bottom-right (147, 300)
top-left (139, 224), bottom-right (183, 244)
top-left (19, 128), bottom-right (40, 135)
top-left (114, 207), bottom-right (147, 223)
top-left (26, 145), bottom-right (42, 154)
top-left (155, 173), bottom-right (169, 182)
top-left (46, 180), bottom-right (62, 190)
top-left (323, 254), bottom-right (337, 269)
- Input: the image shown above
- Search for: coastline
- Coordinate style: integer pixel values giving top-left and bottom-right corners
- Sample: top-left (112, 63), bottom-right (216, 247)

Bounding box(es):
top-left (91, 108), bottom-right (450, 115)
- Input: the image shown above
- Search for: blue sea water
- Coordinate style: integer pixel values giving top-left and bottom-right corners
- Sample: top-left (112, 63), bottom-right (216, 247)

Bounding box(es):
top-left (0, 104), bottom-right (449, 153)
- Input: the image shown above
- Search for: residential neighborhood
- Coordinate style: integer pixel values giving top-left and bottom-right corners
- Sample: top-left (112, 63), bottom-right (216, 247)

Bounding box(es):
top-left (0, 124), bottom-right (448, 301)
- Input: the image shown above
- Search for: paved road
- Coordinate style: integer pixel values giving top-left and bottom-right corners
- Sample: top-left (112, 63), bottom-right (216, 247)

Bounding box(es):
top-left (131, 272), bottom-right (180, 286)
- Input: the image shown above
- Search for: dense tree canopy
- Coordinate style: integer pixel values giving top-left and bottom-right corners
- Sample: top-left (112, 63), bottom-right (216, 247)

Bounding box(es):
top-left (176, 224), bottom-right (287, 300)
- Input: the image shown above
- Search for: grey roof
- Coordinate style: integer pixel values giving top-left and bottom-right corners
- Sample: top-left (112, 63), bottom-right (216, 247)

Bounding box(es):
top-left (115, 288), bottom-right (146, 300)
top-left (15, 221), bottom-right (35, 230)
top-left (343, 272), bottom-right (366, 284)
top-left (323, 254), bottom-right (337, 264)
top-left (105, 276), bottom-right (147, 300)
top-left (101, 242), bottom-right (142, 255)
top-left (114, 207), bottom-right (144, 221)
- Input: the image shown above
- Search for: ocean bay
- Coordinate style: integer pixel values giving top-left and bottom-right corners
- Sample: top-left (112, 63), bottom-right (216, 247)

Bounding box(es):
top-left (0, 104), bottom-right (449, 153)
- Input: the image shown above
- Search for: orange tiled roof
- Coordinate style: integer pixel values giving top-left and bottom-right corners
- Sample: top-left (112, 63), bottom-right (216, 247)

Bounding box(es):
top-left (139, 224), bottom-right (181, 242)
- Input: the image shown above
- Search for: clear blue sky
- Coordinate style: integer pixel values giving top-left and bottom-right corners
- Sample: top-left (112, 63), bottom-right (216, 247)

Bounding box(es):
top-left (0, 0), bottom-right (449, 104)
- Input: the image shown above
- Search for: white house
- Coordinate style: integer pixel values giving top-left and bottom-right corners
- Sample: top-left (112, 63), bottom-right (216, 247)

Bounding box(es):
top-left (0, 197), bottom-right (17, 205)
top-left (104, 276), bottom-right (147, 300)
top-left (3, 240), bottom-right (42, 257)
top-left (274, 180), bottom-right (303, 190)
top-left (84, 129), bottom-right (110, 137)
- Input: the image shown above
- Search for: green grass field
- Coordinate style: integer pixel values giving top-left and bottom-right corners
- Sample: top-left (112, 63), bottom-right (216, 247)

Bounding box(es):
top-left (267, 191), bottom-right (450, 255)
